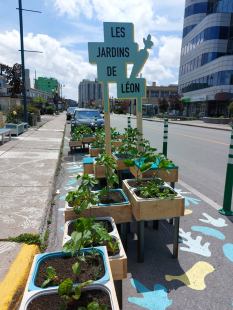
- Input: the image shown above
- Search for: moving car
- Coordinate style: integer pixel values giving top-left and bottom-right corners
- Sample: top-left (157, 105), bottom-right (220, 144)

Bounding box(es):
top-left (66, 106), bottom-right (78, 120)
top-left (71, 108), bottom-right (104, 129)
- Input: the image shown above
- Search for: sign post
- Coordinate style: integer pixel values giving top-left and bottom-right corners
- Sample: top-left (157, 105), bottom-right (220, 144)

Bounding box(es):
top-left (88, 22), bottom-right (153, 154)
top-left (219, 126), bottom-right (233, 216)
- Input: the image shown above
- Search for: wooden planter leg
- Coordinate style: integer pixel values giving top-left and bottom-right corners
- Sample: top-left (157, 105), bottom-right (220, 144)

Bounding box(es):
top-left (153, 220), bottom-right (159, 230)
top-left (170, 182), bottom-right (175, 189)
top-left (114, 280), bottom-right (123, 309)
top-left (120, 223), bottom-right (127, 252)
top-left (172, 217), bottom-right (180, 258)
top-left (117, 170), bottom-right (123, 187)
top-left (137, 221), bottom-right (144, 263)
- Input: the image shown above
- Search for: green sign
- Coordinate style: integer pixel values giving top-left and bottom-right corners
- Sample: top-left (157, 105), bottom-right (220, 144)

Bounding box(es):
top-left (88, 22), bottom-right (153, 99)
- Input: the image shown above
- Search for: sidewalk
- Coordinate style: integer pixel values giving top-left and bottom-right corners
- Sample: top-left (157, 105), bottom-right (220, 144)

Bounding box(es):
top-left (0, 113), bottom-right (66, 309)
top-left (122, 114), bottom-right (232, 131)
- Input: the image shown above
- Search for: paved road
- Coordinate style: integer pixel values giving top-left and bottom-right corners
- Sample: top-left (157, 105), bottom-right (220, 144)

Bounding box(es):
top-left (110, 114), bottom-right (231, 206)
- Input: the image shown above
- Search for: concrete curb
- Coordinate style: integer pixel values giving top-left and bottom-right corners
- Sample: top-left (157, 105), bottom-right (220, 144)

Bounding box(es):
top-left (120, 114), bottom-right (232, 131)
top-left (38, 120), bottom-right (67, 238)
top-left (143, 118), bottom-right (232, 131)
top-left (0, 244), bottom-right (39, 310)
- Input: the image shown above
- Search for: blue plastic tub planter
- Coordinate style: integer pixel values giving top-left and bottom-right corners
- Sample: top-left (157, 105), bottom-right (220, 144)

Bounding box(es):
top-left (5, 123), bottom-right (24, 136)
top-left (91, 189), bottom-right (132, 224)
top-left (63, 217), bottom-right (127, 280)
top-left (19, 283), bottom-right (119, 310)
top-left (27, 246), bottom-right (110, 292)
top-left (65, 189), bottom-right (132, 224)
top-left (122, 178), bottom-right (184, 221)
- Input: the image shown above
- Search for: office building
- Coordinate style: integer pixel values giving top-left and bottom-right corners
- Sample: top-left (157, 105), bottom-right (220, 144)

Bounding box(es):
top-left (179, 0), bottom-right (233, 116)
top-left (78, 79), bottom-right (103, 108)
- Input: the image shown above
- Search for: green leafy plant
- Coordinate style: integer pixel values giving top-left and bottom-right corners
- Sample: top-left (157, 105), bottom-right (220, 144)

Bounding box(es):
top-left (95, 153), bottom-right (119, 201)
top-left (41, 266), bottom-right (59, 288)
top-left (6, 104), bottom-right (23, 124)
top-left (65, 174), bottom-right (99, 214)
top-left (124, 138), bottom-right (157, 183)
top-left (58, 278), bottom-right (93, 310)
top-left (79, 301), bottom-right (108, 310)
top-left (91, 128), bottom-right (105, 149)
top-left (63, 217), bottom-right (119, 256)
top-left (138, 179), bottom-right (176, 199)
top-left (107, 238), bottom-right (119, 256)
top-left (118, 127), bottom-right (139, 156)
top-left (71, 125), bottom-right (93, 139)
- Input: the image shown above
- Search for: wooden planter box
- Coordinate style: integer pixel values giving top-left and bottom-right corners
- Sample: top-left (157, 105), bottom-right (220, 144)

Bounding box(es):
top-left (69, 140), bottom-right (82, 152)
top-left (64, 201), bottom-right (92, 222)
top-left (89, 147), bottom-right (101, 157)
top-left (129, 165), bottom-right (178, 183)
top-left (5, 123), bottom-right (24, 136)
top-left (112, 140), bottom-right (123, 148)
top-left (90, 189), bottom-right (132, 224)
top-left (82, 135), bottom-right (96, 144)
top-left (112, 153), bottom-right (129, 171)
top-left (63, 217), bottom-right (127, 280)
top-left (83, 156), bottom-right (95, 174)
top-left (109, 231), bottom-right (127, 280)
top-left (64, 190), bottom-right (132, 224)
top-left (94, 162), bottom-right (106, 178)
top-left (123, 179), bottom-right (184, 221)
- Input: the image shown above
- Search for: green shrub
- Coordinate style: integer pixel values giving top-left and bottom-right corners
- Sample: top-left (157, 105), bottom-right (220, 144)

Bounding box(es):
top-left (6, 104), bottom-right (23, 124)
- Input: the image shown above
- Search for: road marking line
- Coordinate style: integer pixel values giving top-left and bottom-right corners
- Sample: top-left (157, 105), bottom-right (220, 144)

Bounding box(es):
top-left (172, 133), bottom-right (228, 146)
top-left (0, 244), bottom-right (39, 310)
top-left (179, 180), bottom-right (222, 210)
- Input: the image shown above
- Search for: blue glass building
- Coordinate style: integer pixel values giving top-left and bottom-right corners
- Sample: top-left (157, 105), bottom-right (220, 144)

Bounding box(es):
top-left (178, 0), bottom-right (233, 116)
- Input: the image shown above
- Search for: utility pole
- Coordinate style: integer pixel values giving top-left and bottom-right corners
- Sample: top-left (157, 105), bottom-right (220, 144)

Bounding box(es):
top-left (17, 1), bottom-right (42, 123)
top-left (18, 0), bottom-right (27, 123)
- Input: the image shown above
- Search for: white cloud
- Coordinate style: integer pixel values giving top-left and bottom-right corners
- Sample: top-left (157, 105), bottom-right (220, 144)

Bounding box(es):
top-left (53, 0), bottom-right (184, 38)
top-left (0, 30), bottom-right (95, 100)
top-left (0, 29), bottom-right (181, 99)
top-left (158, 36), bottom-right (182, 68)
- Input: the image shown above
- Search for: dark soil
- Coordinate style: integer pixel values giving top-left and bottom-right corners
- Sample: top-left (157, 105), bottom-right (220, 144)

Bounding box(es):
top-left (35, 253), bottom-right (104, 288)
top-left (27, 289), bottom-right (111, 310)
top-left (114, 153), bottom-right (131, 159)
top-left (99, 191), bottom-right (125, 204)
top-left (68, 219), bottom-right (113, 236)
top-left (127, 180), bottom-right (154, 188)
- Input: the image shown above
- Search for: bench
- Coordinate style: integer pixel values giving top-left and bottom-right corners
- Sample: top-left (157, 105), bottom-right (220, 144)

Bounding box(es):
top-left (0, 128), bottom-right (11, 144)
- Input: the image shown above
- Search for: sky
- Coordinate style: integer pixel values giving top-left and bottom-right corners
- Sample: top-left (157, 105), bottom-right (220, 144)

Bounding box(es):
top-left (0, 0), bottom-right (185, 100)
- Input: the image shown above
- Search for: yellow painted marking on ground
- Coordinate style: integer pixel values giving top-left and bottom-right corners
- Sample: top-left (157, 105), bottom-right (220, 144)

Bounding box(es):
top-left (0, 244), bottom-right (39, 310)
top-left (184, 209), bottom-right (193, 216)
top-left (174, 133), bottom-right (228, 146)
top-left (165, 261), bottom-right (215, 290)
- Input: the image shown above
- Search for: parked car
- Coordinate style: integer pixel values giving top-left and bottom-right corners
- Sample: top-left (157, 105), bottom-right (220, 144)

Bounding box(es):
top-left (66, 107), bottom-right (78, 120)
top-left (71, 108), bottom-right (104, 130)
